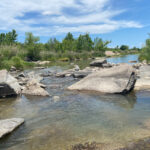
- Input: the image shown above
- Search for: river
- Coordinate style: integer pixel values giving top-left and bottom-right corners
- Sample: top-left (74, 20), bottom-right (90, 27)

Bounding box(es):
top-left (1, 54), bottom-right (150, 150)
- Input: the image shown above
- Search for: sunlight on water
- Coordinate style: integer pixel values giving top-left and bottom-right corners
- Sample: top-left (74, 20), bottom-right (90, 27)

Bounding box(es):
top-left (107, 54), bottom-right (139, 64)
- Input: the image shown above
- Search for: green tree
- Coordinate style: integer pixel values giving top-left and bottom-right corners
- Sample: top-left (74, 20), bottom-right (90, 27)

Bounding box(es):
top-left (0, 30), bottom-right (17, 45)
top-left (76, 33), bottom-right (93, 52)
top-left (25, 32), bottom-right (40, 45)
top-left (0, 33), bottom-right (5, 45)
top-left (62, 32), bottom-right (75, 51)
top-left (11, 29), bottom-right (18, 43)
top-left (45, 38), bottom-right (62, 52)
top-left (64, 32), bottom-right (74, 41)
top-left (25, 32), bottom-right (41, 61)
top-left (120, 45), bottom-right (129, 50)
top-left (94, 37), bottom-right (111, 51)
top-left (139, 37), bottom-right (150, 62)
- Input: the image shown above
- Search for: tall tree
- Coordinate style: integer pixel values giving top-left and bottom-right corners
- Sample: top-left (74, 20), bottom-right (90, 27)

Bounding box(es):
top-left (11, 29), bottom-right (18, 43)
top-left (120, 45), bottom-right (129, 50)
top-left (94, 37), bottom-right (111, 51)
top-left (25, 32), bottom-right (41, 61)
top-left (25, 32), bottom-right (40, 45)
top-left (62, 32), bottom-right (75, 51)
top-left (0, 29), bottom-right (17, 45)
top-left (64, 32), bottom-right (74, 41)
top-left (76, 33), bottom-right (93, 52)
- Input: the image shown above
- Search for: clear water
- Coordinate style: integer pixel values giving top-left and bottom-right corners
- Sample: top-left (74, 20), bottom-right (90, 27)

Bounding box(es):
top-left (107, 54), bottom-right (139, 64)
top-left (1, 54), bottom-right (150, 150)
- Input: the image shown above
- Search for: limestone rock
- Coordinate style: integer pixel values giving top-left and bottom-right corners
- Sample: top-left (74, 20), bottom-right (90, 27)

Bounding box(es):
top-left (68, 64), bottom-right (136, 94)
top-left (0, 118), bottom-right (24, 138)
top-left (90, 58), bottom-right (107, 67)
top-left (0, 70), bottom-right (21, 97)
top-left (22, 79), bottom-right (49, 96)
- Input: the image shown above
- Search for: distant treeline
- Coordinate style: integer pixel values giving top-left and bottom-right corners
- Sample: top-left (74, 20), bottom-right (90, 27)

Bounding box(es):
top-left (0, 30), bottom-right (140, 52)
top-left (0, 30), bottom-right (141, 70)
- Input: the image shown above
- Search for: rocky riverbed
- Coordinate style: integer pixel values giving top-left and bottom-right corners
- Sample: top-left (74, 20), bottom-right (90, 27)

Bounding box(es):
top-left (1, 55), bottom-right (150, 150)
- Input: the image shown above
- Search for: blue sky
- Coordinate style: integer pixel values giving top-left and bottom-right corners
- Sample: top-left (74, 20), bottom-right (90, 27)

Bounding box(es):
top-left (0, 0), bottom-right (149, 47)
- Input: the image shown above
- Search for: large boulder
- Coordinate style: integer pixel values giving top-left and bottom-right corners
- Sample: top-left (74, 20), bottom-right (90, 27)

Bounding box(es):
top-left (0, 118), bottom-right (24, 138)
top-left (90, 58), bottom-right (107, 67)
top-left (22, 79), bottom-right (49, 96)
top-left (68, 64), bottom-right (136, 94)
top-left (135, 65), bottom-right (150, 90)
top-left (0, 70), bottom-right (21, 97)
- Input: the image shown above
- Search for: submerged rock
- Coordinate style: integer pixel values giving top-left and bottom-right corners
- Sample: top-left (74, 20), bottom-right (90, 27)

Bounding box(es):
top-left (0, 118), bottom-right (24, 138)
top-left (70, 142), bottom-right (102, 150)
top-left (90, 58), bottom-right (107, 67)
top-left (70, 142), bottom-right (123, 150)
top-left (52, 96), bottom-right (60, 102)
top-left (0, 70), bottom-right (21, 97)
top-left (68, 64), bottom-right (136, 94)
top-left (118, 137), bottom-right (150, 150)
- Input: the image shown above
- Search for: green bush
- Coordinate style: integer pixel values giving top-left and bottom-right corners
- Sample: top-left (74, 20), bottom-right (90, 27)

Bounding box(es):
top-left (11, 56), bottom-right (24, 70)
top-left (26, 44), bottom-right (41, 61)
top-left (0, 60), bottom-right (13, 70)
top-left (139, 38), bottom-right (150, 62)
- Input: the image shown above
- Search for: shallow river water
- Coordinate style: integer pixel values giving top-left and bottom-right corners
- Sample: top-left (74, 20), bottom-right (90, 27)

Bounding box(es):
top-left (1, 54), bottom-right (150, 150)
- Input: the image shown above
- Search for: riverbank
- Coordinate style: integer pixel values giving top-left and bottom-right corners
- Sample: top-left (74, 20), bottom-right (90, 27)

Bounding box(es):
top-left (0, 43), bottom-right (140, 71)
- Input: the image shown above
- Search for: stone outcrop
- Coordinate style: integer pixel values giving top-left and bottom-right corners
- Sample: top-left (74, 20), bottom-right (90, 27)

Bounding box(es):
top-left (56, 65), bottom-right (80, 77)
top-left (135, 65), bottom-right (150, 90)
top-left (0, 118), bottom-right (24, 138)
top-left (90, 58), bottom-right (107, 67)
top-left (68, 64), bottom-right (136, 94)
top-left (0, 70), bottom-right (21, 97)
top-left (22, 79), bottom-right (49, 96)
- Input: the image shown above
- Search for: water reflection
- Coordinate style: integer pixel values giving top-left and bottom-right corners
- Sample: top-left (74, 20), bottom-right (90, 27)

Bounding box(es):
top-left (95, 92), bottom-right (137, 109)
top-left (107, 54), bottom-right (139, 64)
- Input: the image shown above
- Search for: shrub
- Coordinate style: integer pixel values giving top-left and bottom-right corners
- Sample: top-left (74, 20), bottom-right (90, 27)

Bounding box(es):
top-left (11, 56), bottom-right (24, 70)
top-left (139, 38), bottom-right (150, 62)
top-left (26, 44), bottom-right (41, 61)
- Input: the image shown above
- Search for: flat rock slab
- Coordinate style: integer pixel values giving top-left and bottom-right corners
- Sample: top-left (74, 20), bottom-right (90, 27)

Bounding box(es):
top-left (0, 118), bottom-right (24, 138)
top-left (68, 64), bottom-right (136, 94)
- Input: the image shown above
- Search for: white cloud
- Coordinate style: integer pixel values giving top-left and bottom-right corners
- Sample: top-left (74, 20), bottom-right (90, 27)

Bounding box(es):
top-left (0, 0), bottom-right (143, 36)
